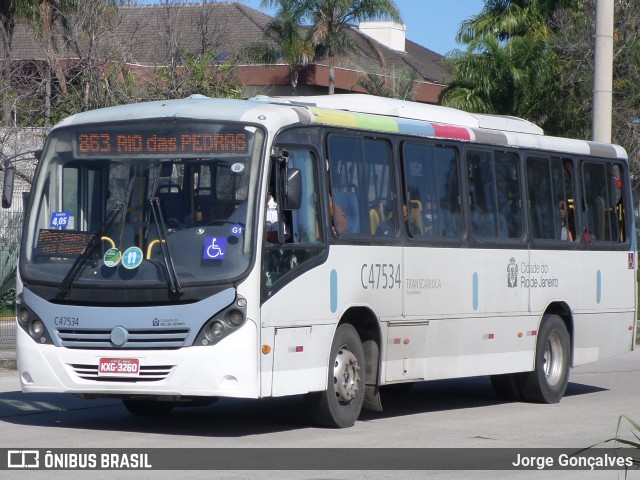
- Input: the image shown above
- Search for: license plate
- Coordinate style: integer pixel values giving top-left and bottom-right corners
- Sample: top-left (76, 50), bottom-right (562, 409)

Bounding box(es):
top-left (98, 358), bottom-right (140, 377)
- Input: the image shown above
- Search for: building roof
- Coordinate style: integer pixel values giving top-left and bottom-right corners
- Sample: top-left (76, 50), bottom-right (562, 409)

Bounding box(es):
top-left (9, 2), bottom-right (450, 94)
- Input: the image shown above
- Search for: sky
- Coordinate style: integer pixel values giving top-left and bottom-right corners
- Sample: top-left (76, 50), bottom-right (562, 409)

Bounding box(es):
top-left (240, 0), bottom-right (487, 56)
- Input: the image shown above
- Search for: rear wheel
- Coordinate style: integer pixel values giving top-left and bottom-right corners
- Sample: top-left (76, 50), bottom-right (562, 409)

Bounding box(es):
top-left (309, 323), bottom-right (365, 428)
top-left (519, 314), bottom-right (570, 403)
top-left (122, 398), bottom-right (176, 416)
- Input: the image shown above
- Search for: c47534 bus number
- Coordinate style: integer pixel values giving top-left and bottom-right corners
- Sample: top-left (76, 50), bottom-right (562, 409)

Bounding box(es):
top-left (361, 263), bottom-right (401, 290)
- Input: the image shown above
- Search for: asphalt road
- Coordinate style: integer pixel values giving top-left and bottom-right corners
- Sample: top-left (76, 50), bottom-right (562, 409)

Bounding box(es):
top-left (0, 349), bottom-right (639, 480)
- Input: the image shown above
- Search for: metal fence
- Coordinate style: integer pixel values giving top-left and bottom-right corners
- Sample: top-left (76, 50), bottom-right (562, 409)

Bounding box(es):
top-left (1, 128), bottom-right (45, 345)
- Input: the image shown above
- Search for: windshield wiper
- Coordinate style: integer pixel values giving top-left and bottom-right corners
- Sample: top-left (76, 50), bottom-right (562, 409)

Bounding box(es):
top-left (149, 196), bottom-right (183, 294)
top-left (57, 204), bottom-right (123, 299)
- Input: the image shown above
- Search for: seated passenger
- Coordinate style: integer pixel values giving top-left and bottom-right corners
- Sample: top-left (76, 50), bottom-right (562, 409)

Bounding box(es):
top-left (558, 200), bottom-right (574, 241)
top-left (376, 204), bottom-right (407, 236)
top-left (330, 199), bottom-right (348, 236)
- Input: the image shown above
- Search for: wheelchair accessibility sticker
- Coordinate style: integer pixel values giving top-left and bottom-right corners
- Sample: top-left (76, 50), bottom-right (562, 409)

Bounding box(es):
top-left (203, 237), bottom-right (227, 260)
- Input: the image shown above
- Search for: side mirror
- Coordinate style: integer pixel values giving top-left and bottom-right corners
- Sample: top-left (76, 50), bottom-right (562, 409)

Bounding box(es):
top-left (283, 168), bottom-right (302, 210)
top-left (2, 165), bottom-right (15, 208)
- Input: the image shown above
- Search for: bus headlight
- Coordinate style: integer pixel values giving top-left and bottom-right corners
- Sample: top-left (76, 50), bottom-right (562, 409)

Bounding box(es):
top-left (15, 304), bottom-right (53, 345)
top-left (227, 309), bottom-right (244, 326)
top-left (206, 322), bottom-right (224, 341)
top-left (17, 306), bottom-right (30, 324)
top-left (194, 295), bottom-right (248, 346)
top-left (30, 320), bottom-right (45, 337)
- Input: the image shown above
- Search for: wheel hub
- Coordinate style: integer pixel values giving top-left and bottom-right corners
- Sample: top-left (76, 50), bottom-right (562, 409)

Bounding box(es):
top-left (543, 332), bottom-right (564, 386)
top-left (333, 345), bottom-right (360, 405)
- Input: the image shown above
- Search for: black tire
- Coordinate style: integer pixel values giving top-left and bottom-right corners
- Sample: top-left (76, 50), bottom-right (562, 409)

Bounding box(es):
top-left (519, 314), bottom-right (570, 403)
top-left (309, 323), bottom-right (365, 428)
top-left (122, 398), bottom-right (175, 416)
top-left (490, 373), bottom-right (524, 401)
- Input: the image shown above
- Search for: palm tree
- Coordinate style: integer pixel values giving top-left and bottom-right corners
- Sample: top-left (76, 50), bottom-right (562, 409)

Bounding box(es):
top-left (355, 66), bottom-right (418, 100)
top-left (441, 0), bottom-right (574, 129)
top-left (262, 0), bottom-right (402, 95)
top-left (264, 10), bottom-right (315, 94)
top-left (457, 0), bottom-right (578, 44)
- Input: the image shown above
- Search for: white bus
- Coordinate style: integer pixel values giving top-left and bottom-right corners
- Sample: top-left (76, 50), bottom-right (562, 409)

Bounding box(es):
top-left (2, 94), bottom-right (636, 428)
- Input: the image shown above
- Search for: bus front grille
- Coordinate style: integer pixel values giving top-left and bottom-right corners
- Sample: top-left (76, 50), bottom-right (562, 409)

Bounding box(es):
top-left (69, 364), bottom-right (174, 382)
top-left (57, 328), bottom-right (190, 349)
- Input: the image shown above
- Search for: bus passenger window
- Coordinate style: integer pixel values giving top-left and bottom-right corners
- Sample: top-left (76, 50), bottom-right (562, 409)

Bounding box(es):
top-left (402, 142), bottom-right (461, 240)
top-left (581, 161), bottom-right (625, 243)
top-left (327, 134), bottom-right (394, 238)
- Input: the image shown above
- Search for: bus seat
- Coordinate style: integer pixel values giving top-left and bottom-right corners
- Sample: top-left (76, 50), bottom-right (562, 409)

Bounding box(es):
top-left (409, 208), bottom-right (423, 235)
top-left (369, 208), bottom-right (380, 234)
top-left (409, 200), bottom-right (423, 235)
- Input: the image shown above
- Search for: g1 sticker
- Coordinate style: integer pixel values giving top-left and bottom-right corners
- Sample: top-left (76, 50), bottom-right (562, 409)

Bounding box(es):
top-left (103, 248), bottom-right (121, 267)
top-left (122, 246), bottom-right (143, 269)
top-left (50, 211), bottom-right (71, 229)
top-left (203, 237), bottom-right (227, 260)
top-left (230, 224), bottom-right (243, 236)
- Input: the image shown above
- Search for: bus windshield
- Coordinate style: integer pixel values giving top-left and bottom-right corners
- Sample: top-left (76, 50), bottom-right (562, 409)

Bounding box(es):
top-left (21, 120), bottom-right (264, 292)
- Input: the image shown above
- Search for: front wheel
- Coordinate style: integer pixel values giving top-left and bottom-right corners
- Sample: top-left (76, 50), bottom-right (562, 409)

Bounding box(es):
top-left (308, 323), bottom-right (365, 428)
top-left (519, 314), bottom-right (570, 403)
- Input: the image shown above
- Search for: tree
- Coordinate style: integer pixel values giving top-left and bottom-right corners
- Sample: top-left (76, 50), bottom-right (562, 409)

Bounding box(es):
top-left (355, 66), bottom-right (418, 100)
top-left (151, 48), bottom-right (243, 100)
top-left (262, 0), bottom-right (401, 95)
top-left (440, 0), bottom-right (574, 131)
top-left (264, 11), bottom-right (314, 94)
top-left (550, 0), bottom-right (640, 190)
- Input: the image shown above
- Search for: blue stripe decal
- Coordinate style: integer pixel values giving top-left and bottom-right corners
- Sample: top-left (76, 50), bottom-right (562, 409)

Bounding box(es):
top-left (472, 272), bottom-right (479, 311)
top-left (396, 117), bottom-right (436, 137)
top-left (596, 270), bottom-right (602, 304)
top-left (330, 269), bottom-right (338, 313)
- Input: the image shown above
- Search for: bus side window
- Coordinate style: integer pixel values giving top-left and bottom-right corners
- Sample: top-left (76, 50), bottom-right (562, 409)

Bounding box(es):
top-left (581, 161), bottom-right (625, 243)
top-left (401, 142), bottom-right (462, 240)
top-left (263, 150), bottom-right (324, 289)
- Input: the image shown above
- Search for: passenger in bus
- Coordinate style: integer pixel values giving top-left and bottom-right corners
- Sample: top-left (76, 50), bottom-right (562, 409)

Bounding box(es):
top-left (330, 199), bottom-right (348, 236)
top-left (558, 200), bottom-right (574, 241)
top-left (376, 204), bottom-right (408, 236)
top-left (264, 190), bottom-right (289, 243)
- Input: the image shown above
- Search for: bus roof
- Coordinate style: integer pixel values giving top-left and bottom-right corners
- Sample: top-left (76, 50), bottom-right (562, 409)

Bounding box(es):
top-left (54, 94), bottom-right (627, 160)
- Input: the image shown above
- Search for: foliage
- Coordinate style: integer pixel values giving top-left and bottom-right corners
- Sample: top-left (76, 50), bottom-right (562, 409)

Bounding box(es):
top-left (442, 0), bottom-right (640, 195)
top-left (580, 415), bottom-right (640, 471)
top-left (150, 49), bottom-right (243, 101)
top-left (441, 0), bottom-right (569, 131)
top-left (262, 0), bottom-right (402, 94)
top-left (355, 67), bottom-right (418, 101)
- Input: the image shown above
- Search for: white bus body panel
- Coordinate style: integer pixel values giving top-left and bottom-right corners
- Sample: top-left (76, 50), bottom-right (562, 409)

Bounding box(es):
top-left (263, 244), bottom-right (634, 393)
top-left (17, 321), bottom-right (260, 398)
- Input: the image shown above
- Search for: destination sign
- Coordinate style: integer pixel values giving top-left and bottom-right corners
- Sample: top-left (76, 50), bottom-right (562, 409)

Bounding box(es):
top-left (74, 125), bottom-right (251, 157)
top-left (35, 229), bottom-right (93, 257)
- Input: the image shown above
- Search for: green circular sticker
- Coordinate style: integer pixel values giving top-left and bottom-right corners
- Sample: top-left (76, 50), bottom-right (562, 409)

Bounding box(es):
top-left (103, 248), bottom-right (121, 267)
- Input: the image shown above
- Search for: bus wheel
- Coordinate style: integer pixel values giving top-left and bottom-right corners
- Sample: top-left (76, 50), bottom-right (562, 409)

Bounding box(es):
top-left (520, 314), bottom-right (570, 403)
top-left (122, 398), bottom-right (175, 416)
top-left (309, 323), bottom-right (365, 428)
